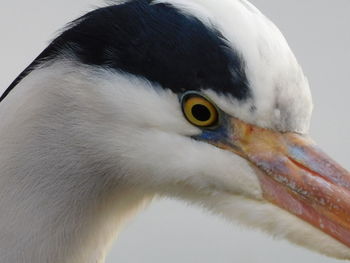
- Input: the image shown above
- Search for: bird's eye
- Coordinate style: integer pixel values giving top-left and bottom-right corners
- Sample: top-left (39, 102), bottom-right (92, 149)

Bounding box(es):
top-left (181, 93), bottom-right (219, 128)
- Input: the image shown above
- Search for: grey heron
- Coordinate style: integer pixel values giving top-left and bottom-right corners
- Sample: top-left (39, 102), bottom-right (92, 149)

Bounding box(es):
top-left (0, 0), bottom-right (349, 262)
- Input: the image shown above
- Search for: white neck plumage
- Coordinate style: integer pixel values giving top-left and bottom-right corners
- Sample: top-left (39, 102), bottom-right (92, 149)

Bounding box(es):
top-left (0, 63), bottom-right (154, 263)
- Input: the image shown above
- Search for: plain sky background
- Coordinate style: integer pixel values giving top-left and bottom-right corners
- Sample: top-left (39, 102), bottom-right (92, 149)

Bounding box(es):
top-left (0, 1), bottom-right (349, 262)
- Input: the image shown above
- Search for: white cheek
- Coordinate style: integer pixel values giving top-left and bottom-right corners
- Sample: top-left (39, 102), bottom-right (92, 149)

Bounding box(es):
top-left (90, 70), bottom-right (200, 135)
top-left (30, 61), bottom-right (261, 200)
top-left (78, 66), bottom-right (263, 199)
top-left (111, 126), bottom-right (262, 200)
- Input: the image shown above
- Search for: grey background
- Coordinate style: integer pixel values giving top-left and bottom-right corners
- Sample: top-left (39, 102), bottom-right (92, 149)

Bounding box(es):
top-left (0, 1), bottom-right (349, 262)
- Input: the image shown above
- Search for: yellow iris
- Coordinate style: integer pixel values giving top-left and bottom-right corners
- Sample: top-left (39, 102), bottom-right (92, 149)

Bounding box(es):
top-left (182, 95), bottom-right (218, 127)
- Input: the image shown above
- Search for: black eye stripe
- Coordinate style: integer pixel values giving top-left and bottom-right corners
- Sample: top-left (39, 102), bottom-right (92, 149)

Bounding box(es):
top-left (191, 104), bottom-right (211, 122)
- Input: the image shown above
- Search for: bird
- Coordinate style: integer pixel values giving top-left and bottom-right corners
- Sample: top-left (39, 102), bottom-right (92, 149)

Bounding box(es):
top-left (0, 0), bottom-right (349, 262)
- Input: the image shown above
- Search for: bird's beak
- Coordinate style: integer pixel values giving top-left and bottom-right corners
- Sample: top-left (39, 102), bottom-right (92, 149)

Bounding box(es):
top-left (208, 117), bottom-right (350, 248)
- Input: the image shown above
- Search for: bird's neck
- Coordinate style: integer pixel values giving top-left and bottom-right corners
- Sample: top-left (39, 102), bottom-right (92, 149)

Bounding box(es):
top-left (0, 64), bottom-right (153, 263)
top-left (0, 182), bottom-right (152, 263)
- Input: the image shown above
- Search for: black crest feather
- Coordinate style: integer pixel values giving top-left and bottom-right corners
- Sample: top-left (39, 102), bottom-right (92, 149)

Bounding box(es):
top-left (1, 0), bottom-right (250, 102)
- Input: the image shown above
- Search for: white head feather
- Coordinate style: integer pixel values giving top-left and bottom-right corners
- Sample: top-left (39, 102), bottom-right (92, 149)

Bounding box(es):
top-left (155, 0), bottom-right (313, 133)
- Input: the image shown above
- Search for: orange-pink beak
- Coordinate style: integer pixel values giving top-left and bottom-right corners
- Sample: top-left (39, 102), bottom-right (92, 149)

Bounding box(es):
top-left (211, 117), bottom-right (350, 247)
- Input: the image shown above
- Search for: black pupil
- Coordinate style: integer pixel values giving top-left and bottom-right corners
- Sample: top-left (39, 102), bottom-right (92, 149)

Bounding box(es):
top-left (191, 104), bottom-right (211, 122)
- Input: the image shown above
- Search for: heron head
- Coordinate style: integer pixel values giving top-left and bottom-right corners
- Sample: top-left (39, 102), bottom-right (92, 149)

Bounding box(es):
top-left (11, 0), bottom-right (350, 259)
